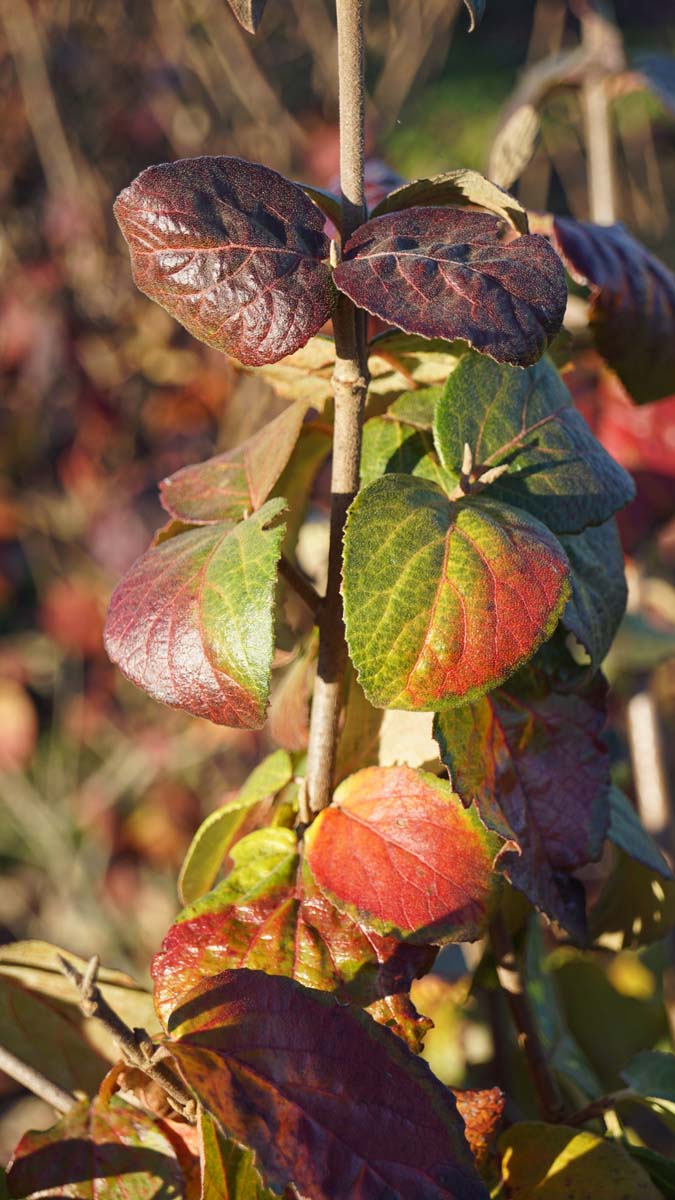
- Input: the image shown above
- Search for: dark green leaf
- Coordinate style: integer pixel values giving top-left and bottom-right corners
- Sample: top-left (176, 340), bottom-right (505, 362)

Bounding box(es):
top-left (590, 851), bottom-right (675, 950)
top-left (608, 787), bottom-right (673, 881)
top-left (559, 520), bottom-right (627, 669)
top-left (623, 1144), bottom-right (675, 1198)
top-left (360, 390), bottom-right (448, 489)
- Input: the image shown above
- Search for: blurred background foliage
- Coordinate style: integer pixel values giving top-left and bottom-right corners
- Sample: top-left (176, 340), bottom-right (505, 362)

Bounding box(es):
top-left (1, 0), bottom-right (675, 1163)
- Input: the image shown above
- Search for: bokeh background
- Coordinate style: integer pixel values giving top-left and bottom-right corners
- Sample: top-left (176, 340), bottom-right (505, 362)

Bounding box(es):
top-left (1, 0), bottom-right (675, 1161)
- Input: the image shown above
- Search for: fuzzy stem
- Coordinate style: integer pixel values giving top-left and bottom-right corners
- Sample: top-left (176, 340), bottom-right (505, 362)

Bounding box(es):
top-left (305, 0), bottom-right (368, 816)
top-left (0, 1043), bottom-right (76, 1114)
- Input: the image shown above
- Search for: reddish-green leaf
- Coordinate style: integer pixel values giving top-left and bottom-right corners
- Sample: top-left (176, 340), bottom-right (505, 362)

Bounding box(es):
top-left (559, 520), bottom-right (627, 669)
top-left (371, 169), bottom-right (528, 234)
top-left (199, 1111), bottom-right (276, 1200)
top-left (154, 827), bottom-right (432, 1052)
top-left (104, 499), bottom-right (286, 728)
top-left (435, 353), bottom-right (635, 535)
top-left (333, 209), bottom-right (566, 367)
top-left (114, 157), bottom-right (333, 367)
top-left (552, 217), bottom-right (675, 405)
top-left (225, 0), bottom-right (268, 33)
top-left (6, 1095), bottom-right (187, 1199)
top-left (343, 475), bottom-right (570, 710)
top-left (434, 667), bottom-right (610, 939)
top-left (305, 766), bottom-right (502, 943)
top-left (452, 1089), bottom-right (504, 1167)
top-left (160, 401), bottom-right (309, 526)
top-left (168, 968), bottom-right (487, 1200)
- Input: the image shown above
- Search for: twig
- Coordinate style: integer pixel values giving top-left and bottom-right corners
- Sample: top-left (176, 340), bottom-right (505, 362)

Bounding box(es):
top-left (0, 1044), bottom-right (76, 1115)
top-left (305, 0), bottom-right (368, 816)
top-left (279, 554), bottom-right (322, 615)
top-left (567, 1088), bottom-right (636, 1126)
top-left (490, 912), bottom-right (566, 1122)
top-left (59, 955), bottom-right (196, 1122)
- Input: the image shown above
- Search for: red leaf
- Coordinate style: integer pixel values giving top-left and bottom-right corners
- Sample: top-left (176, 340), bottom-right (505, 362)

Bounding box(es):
top-left (305, 766), bottom-right (502, 943)
top-left (334, 208), bottom-right (566, 367)
top-left (160, 400), bottom-right (309, 526)
top-left (168, 968), bottom-right (487, 1200)
top-left (435, 667), bottom-right (611, 939)
top-left (104, 500), bottom-right (285, 728)
top-left (114, 157), bottom-right (333, 367)
top-left (452, 1088), bottom-right (505, 1167)
top-left (552, 217), bottom-right (675, 404)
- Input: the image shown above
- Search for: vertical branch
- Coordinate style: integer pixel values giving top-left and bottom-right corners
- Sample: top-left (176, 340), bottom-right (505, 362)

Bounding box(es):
top-left (577, 0), bottom-right (623, 224)
top-left (305, 0), bottom-right (368, 817)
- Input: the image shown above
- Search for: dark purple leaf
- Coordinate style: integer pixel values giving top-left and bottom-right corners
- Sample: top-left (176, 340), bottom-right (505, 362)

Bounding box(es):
top-left (334, 208), bottom-right (566, 367)
top-left (552, 217), bottom-right (675, 404)
top-left (114, 157), bottom-right (333, 367)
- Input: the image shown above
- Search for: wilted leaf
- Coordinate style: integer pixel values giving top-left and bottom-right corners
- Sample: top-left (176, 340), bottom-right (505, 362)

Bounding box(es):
top-left (304, 766), bottom-right (502, 943)
top-left (552, 217), bottom-right (675, 405)
top-left (360, 390), bottom-right (448, 489)
top-left (343, 474), bottom-right (569, 709)
top-left (333, 209), bottom-right (566, 367)
top-left (370, 169), bottom-right (528, 234)
top-left (452, 1088), bottom-right (504, 1167)
top-left (499, 1122), bottom-right (660, 1199)
top-left (160, 400), bottom-right (309, 526)
top-left (200, 1110), bottom-right (277, 1200)
top-left (169, 969), bottom-right (487, 1200)
top-left (607, 787), bottom-right (673, 880)
top-left (435, 667), bottom-right (610, 939)
top-left (6, 1095), bottom-right (188, 1199)
top-left (115, 157), bottom-right (333, 367)
top-left (155, 827), bottom-right (432, 1052)
top-left (463, 0), bottom-right (486, 32)
top-left (559, 521), bottom-right (627, 669)
top-left (225, 0), bottom-right (268, 33)
top-left (435, 353), bottom-right (635, 534)
top-left (104, 499), bottom-right (286, 728)
top-left (178, 749), bottom-right (294, 904)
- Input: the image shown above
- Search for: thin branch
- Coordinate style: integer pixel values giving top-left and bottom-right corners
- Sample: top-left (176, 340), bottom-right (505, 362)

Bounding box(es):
top-left (0, 1044), bottom-right (76, 1114)
top-left (279, 554), bottom-right (322, 615)
top-left (59, 955), bottom-right (196, 1122)
top-left (567, 1088), bottom-right (636, 1126)
top-left (490, 912), bottom-right (566, 1123)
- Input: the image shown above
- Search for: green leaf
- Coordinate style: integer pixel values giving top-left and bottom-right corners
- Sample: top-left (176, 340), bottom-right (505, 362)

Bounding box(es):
top-left (343, 474), bottom-right (570, 710)
top-left (608, 787), bottom-right (673, 880)
top-left (367, 332), bottom-right (463, 411)
top-left (559, 520), bottom-right (627, 670)
top-left (622, 1051), bottom-right (675, 1130)
top-left (434, 352), bottom-right (635, 534)
top-left (360, 390), bottom-right (450, 489)
top-left (105, 498), bottom-right (286, 728)
top-left (590, 852), bottom-right (675, 950)
top-left (371, 168), bottom-right (528, 234)
top-left (178, 749), bottom-right (294, 904)
top-left (155, 826), bottom-right (432, 1052)
top-left (200, 1110), bottom-right (277, 1200)
top-left (623, 1144), bottom-right (675, 1198)
top-left (499, 1122), bottom-right (661, 1198)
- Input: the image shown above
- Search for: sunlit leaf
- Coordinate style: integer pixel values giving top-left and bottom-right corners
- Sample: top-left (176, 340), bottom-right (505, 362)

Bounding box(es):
top-left (305, 766), bottom-right (502, 944)
top-left (200, 1111), bottom-right (276, 1200)
top-left (155, 827), bottom-right (432, 1052)
top-left (559, 521), bottom-right (627, 669)
top-left (168, 969), bottom-right (486, 1200)
top-left (488, 104), bottom-right (540, 190)
top-left (105, 499), bottom-right (286, 728)
top-left (452, 1088), bottom-right (504, 1167)
top-left (552, 217), bottom-right (675, 405)
top-left (370, 169), bottom-right (528, 234)
top-left (343, 475), bottom-right (569, 709)
top-left (115, 157), bottom-right (333, 367)
top-left (225, 0), bottom-right (268, 33)
top-left (590, 851), bottom-right (675, 950)
top-left (435, 666), bottom-right (610, 939)
top-left (435, 353), bottom-right (635, 534)
top-left (333, 209), bottom-right (566, 367)
top-left (499, 1122), bottom-right (660, 1198)
top-left (178, 750), bottom-right (294, 904)
top-left (367, 331), bottom-right (463, 409)
top-left (252, 336), bottom-right (336, 407)
top-left (160, 400), bottom-right (309, 526)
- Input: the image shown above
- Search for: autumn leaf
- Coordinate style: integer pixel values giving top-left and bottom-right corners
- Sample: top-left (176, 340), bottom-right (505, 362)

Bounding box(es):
top-left (370, 168), bottom-right (528, 234)
top-left (499, 1122), bottom-right (660, 1199)
top-left (199, 1110), bottom-right (277, 1200)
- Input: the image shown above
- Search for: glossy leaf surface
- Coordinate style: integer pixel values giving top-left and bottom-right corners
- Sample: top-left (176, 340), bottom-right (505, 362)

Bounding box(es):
top-left (7, 1095), bottom-right (187, 1199)
top-left (169, 968), bottom-right (487, 1200)
top-left (160, 401), bottom-right (309, 526)
top-left (553, 217), bottom-right (675, 405)
top-left (343, 475), bottom-right (569, 709)
top-left (105, 499), bottom-right (285, 728)
top-left (114, 157), bottom-right (333, 367)
top-left (370, 169), bottom-right (528, 234)
top-left (435, 667), bottom-right (610, 938)
top-left (226, 0), bottom-right (268, 33)
top-left (333, 209), bottom-right (566, 367)
top-left (304, 766), bottom-right (502, 943)
top-left (155, 827), bottom-right (432, 1052)
top-left (559, 520), bottom-right (627, 669)
top-left (436, 353), bottom-right (635, 534)
top-left (499, 1123), bottom-right (660, 1199)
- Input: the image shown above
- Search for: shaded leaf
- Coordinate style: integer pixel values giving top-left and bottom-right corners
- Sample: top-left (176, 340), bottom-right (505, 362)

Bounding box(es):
top-left (360, 390), bottom-right (448, 489)
top-left (304, 766), bottom-right (502, 944)
top-left (435, 667), bottom-right (610, 939)
top-left (6, 1095), bottom-right (187, 1199)
top-left (452, 1088), bottom-right (504, 1168)
top-left (590, 851), bottom-right (675, 950)
top-left (155, 827), bottom-right (432, 1053)
top-left (333, 209), bottom-right (566, 367)
top-left (334, 664), bottom-right (383, 782)
top-left (634, 53), bottom-right (675, 117)
top-left (200, 1111), bottom-right (277, 1200)
top-left (370, 169), bottom-right (528, 235)
top-left (178, 750), bottom-right (294, 904)
top-left (226, 0), bottom-right (268, 34)
top-left (435, 353), bottom-right (635, 535)
top-left (160, 401), bottom-right (309, 526)
top-left (463, 0), bottom-right (486, 32)
top-left (168, 969), bottom-right (487, 1200)
top-left (367, 332), bottom-right (463, 409)
top-left (271, 425), bottom-right (332, 555)
top-left (552, 217), bottom-right (675, 405)
top-left (607, 787), bottom-right (673, 880)
top-left (622, 1050), bottom-right (675, 1126)
top-left (499, 1122), bottom-right (660, 1199)
top-left (623, 1145), bottom-right (675, 1199)
top-left (104, 499), bottom-right (286, 728)
top-left (343, 474), bottom-right (569, 710)
top-left (115, 157), bottom-right (333, 367)
top-left (252, 336), bottom-right (336, 407)
top-left (559, 520), bottom-right (627, 669)
top-left (268, 636), bottom-right (317, 752)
